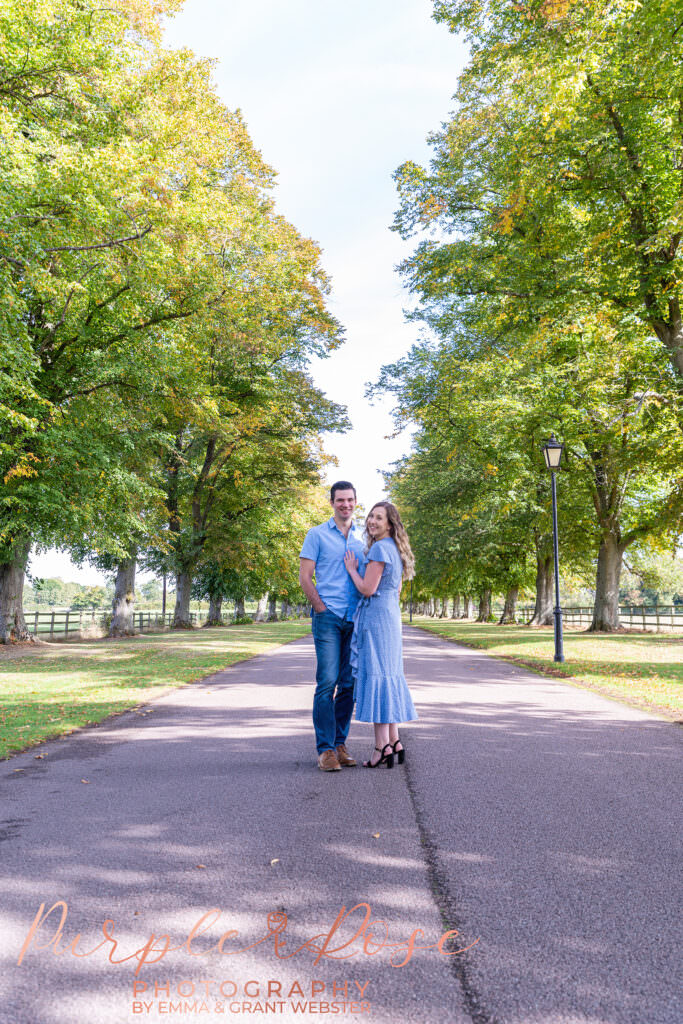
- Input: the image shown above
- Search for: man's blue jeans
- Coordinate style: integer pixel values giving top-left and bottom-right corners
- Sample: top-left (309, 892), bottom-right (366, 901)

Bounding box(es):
top-left (311, 609), bottom-right (355, 753)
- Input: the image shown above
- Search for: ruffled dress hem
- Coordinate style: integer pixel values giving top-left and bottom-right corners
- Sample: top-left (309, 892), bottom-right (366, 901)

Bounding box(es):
top-left (355, 675), bottom-right (418, 724)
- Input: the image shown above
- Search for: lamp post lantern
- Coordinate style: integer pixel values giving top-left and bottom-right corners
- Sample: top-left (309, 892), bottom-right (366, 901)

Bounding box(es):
top-left (542, 434), bottom-right (565, 662)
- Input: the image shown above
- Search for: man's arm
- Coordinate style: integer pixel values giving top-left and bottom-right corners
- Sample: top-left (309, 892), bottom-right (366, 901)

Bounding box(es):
top-left (299, 558), bottom-right (326, 613)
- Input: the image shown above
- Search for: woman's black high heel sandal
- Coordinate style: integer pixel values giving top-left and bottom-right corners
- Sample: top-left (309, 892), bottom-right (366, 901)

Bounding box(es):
top-left (364, 743), bottom-right (394, 769)
top-left (392, 740), bottom-right (405, 765)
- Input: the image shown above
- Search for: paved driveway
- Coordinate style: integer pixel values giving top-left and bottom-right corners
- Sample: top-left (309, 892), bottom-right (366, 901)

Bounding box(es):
top-left (0, 626), bottom-right (680, 1023)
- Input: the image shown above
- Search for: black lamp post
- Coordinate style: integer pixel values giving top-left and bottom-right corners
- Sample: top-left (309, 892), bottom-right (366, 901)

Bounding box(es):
top-left (542, 434), bottom-right (565, 663)
top-left (409, 579), bottom-right (413, 623)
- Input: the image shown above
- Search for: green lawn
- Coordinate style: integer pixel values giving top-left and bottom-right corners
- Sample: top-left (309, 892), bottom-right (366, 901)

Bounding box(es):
top-left (409, 618), bottom-right (683, 720)
top-left (0, 620), bottom-right (311, 759)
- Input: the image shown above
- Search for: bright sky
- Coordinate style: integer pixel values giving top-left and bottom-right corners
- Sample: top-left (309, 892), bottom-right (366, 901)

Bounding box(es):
top-left (29, 0), bottom-right (467, 584)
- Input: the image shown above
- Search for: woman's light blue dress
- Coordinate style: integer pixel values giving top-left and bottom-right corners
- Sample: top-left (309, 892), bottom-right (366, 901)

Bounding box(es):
top-left (351, 537), bottom-right (418, 724)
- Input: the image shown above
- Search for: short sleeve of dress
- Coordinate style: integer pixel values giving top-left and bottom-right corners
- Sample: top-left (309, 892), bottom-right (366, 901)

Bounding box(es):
top-left (299, 527), bottom-right (320, 560)
top-left (367, 539), bottom-right (393, 563)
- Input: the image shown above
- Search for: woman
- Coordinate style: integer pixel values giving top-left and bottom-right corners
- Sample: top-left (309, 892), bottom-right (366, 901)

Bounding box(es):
top-left (343, 501), bottom-right (417, 768)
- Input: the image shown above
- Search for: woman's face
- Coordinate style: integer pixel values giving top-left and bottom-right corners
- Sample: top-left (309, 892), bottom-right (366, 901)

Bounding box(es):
top-left (367, 505), bottom-right (390, 539)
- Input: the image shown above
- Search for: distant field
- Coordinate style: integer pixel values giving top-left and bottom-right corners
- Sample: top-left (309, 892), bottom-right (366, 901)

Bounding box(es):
top-left (0, 621), bottom-right (311, 759)
top-left (410, 618), bottom-right (683, 719)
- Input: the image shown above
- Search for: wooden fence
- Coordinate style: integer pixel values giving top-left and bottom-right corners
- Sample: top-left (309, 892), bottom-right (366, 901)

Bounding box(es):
top-left (516, 604), bottom-right (683, 631)
top-left (26, 608), bottom-right (239, 640)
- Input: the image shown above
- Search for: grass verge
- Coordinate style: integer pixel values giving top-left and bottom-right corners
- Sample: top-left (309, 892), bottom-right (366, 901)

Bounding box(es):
top-left (409, 618), bottom-right (683, 720)
top-left (0, 620), bottom-right (311, 759)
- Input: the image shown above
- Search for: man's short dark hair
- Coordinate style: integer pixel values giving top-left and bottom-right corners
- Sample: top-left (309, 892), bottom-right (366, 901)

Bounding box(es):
top-left (330, 480), bottom-right (356, 500)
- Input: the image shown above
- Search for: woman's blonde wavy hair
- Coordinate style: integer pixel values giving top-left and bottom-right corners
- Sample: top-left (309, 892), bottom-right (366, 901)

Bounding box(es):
top-left (364, 501), bottom-right (415, 580)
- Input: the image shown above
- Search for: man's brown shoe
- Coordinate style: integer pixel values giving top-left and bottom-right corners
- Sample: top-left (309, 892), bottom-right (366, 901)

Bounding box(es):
top-left (336, 744), bottom-right (357, 767)
top-left (318, 750), bottom-right (342, 772)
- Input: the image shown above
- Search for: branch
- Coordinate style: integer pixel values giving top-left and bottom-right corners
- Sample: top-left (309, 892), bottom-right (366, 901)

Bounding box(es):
top-left (57, 379), bottom-right (138, 401)
top-left (37, 262), bottom-right (100, 354)
top-left (45, 224), bottom-right (152, 253)
top-left (621, 556), bottom-right (644, 581)
top-left (0, 252), bottom-right (25, 271)
top-left (84, 284), bottom-right (131, 327)
top-left (50, 299), bottom-right (206, 366)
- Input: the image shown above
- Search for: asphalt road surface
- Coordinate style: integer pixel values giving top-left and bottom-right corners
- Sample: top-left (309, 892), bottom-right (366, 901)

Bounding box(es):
top-left (0, 626), bottom-right (680, 1024)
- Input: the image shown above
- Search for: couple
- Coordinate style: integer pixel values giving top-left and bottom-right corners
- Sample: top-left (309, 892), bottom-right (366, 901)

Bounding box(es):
top-left (299, 480), bottom-right (417, 772)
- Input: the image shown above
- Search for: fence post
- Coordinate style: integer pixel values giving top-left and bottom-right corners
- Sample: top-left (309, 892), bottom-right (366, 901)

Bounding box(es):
top-left (50, 611), bottom-right (55, 640)
top-left (34, 610), bottom-right (39, 635)
top-left (64, 611), bottom-right (69, 637)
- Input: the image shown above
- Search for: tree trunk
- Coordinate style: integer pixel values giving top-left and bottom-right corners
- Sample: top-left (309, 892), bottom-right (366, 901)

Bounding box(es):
top-left (528, 550), bottom-right (554, 626)
top-left (498, 586), bottom-right (519, 625)
top-left (476, 589), bottom-right (492, 622)
top-left (234, 597), bottom-right (245, 619)
top-left (254, 595), bottom-right (268, 621)
top-left (590, 533), bottom-right (624, 632)
top-left (109, 556), bottom-right (137, 636)
top-left (173, 570), bottom-right (194, 628)
top-left (0, 538), bottom-right (31, 643)
top-left (451, 594), bottom-right (461, 618)
top-left (205, 594), bottom-right (223, 626)
top-left (280, 600), bottom-right (291, 619)
top-left (461, 595), bottom-right (473, 618)
top-left (654, 315), bottom-right (683, 381)
top-left (267, 595), bottom-right (278, 621)
top-left (439, 597), bottom-right (449, 617)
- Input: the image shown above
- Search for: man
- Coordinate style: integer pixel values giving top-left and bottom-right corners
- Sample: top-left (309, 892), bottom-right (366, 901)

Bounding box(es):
top-left (299, 481), bottom-right (366, 771)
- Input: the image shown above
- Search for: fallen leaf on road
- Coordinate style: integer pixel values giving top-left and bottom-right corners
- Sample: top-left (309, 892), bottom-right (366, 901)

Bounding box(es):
top-left (270, 858), bottom-right (280, 865)
top-left (12, 768), bottom-right (24, 772)
top-left (372, 833), bottom-right (380, 839)
top-left (34, 754), bottom-right (45, 759)
top-left (81, 779), bottom-right (89, 784)
top-left (195, 864), bottom-right (206, 869)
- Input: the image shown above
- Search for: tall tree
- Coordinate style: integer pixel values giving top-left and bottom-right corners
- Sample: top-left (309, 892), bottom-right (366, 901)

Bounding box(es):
top-left (0, 0), bottom-right (344, 640)
top-left (377, 316), bottom-right (683, 629)
top-left (397, 0), bottom-right (683, 380)
top-left (382, 0), bottom-right (683, 630)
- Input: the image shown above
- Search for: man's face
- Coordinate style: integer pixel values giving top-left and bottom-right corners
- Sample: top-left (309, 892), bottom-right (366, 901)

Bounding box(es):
top-left (331, 488), bottom-right (356, 520)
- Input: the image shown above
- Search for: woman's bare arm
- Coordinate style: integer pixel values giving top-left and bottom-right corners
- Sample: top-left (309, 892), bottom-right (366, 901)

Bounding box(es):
top-left (343, 553), bottom-right (384, 596)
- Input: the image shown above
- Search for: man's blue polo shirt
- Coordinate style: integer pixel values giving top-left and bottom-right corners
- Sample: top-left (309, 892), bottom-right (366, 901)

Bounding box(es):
top-left (299, 517), bottom-right (365, 620)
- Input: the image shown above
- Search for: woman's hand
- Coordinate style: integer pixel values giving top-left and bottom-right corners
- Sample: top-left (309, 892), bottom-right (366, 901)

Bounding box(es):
top-left (343, 551), bottom-right (358, 574)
